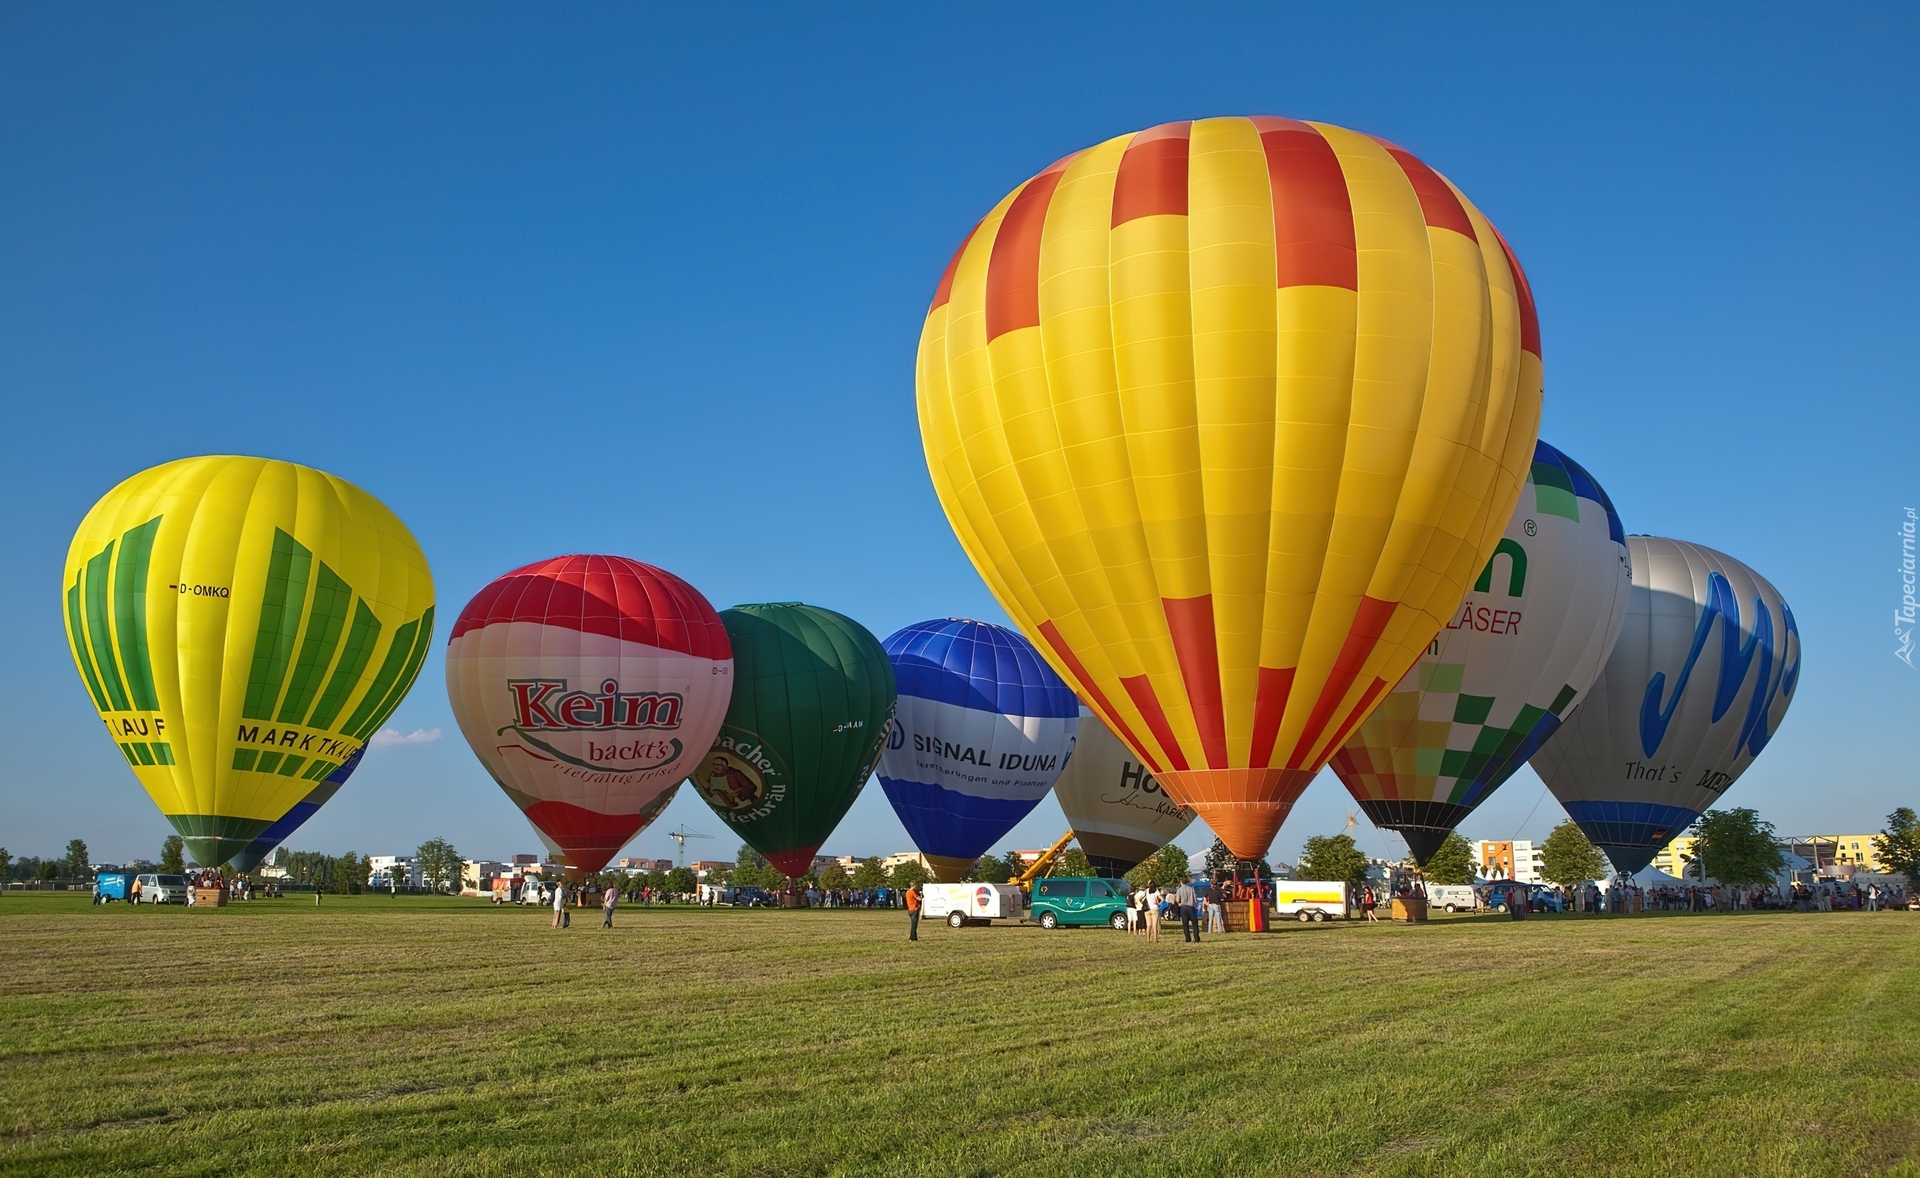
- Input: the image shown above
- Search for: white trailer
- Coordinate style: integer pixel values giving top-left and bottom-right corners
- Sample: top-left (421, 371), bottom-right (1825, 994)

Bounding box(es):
top-left (1425, 884), bottom-right (1478, 913)
top-left (1273, 881), bottom-right (1350, 922)
top-left (921, 882), bottom-right (1026, 927)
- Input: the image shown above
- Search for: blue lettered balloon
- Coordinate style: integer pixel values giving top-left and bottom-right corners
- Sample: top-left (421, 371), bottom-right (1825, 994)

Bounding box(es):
top-left (877, 619), bottom-right (1079, 881)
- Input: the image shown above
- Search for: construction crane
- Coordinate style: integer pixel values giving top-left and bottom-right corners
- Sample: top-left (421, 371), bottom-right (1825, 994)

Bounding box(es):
top-left (666, 826), bottom-right (712, 868)
top-left (1012, 830), bottom-right (1077, 890)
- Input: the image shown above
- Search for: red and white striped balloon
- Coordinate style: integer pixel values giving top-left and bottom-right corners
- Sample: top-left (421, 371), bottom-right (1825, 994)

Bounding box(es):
top-left (446, 555), bottom-right (732, 874)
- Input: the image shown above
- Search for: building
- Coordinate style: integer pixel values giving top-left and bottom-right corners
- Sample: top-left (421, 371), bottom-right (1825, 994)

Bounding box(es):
top-left (881, 851), bottom-right (933, 872)
top-left (1474, 840), bottom-right (1543, 884)
top-left (368, 855), bottom-right (421, 889)
top-left (615, 858), bottom-right (674, 873)
top-left (461, 860), bottom-right (509, 895)
top-left (1786, 835), bottom-right (1889, 874)
top-left (687, 860), bottom-right (733, 879)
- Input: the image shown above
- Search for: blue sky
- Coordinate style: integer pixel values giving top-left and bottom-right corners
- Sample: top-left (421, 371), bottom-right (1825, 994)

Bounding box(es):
top-left (3, 4), bottom-right (1914, 868)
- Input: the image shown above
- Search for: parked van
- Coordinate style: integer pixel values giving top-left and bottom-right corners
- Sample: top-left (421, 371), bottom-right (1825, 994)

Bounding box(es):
top-left (135, 874), bottom-right (188, 904)
top-left (1273, 881), bottom-right (1349, 922)
top-left (1029, 876), bottom-right (1132, 930)
top-left (1425, 884), bottom-right (1478, 913)
top-left (921, 882), bottom-right (1025, 927)
top-left (94, 872), bottom-right (134, 902)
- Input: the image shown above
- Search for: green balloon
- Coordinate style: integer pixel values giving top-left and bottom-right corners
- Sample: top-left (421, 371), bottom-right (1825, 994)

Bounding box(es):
top-left (689, 603), bottom-right (896, 877)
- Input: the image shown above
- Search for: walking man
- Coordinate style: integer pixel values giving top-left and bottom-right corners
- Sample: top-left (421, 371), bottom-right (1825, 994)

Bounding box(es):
top-left (602, 882), bottom-right (618, 928)
top-left (1176, 879), bottom-right (1201, 943)
top-left (905, 881), bottom-right (922, 941)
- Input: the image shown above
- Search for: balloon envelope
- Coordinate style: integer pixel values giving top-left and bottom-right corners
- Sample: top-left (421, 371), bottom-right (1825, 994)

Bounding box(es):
top-left (1529, 537), bottom-right (1800, 874)
top-left (1053, 707), bottom-right (1196, 877)
top-left (690, 603), bottom-right (895, 877)
top-left (877, 619), bottom-right (1079, 881)
top-left (63, 457), bottom-right (435, 867)
top-left (445, 556), bottom-right (732, 875)
top-left (1332, 441), bottom-right (1631, 864)
top-left (918, 116), bottom-right (1543, 859)
top-left (225, 748), bottom-right (364, 873)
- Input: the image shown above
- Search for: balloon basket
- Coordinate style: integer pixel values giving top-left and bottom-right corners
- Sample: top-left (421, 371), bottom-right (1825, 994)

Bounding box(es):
top-left (1224, 901), bottom-right (1268, 933)
top-left (191, 887), bottom-right (228, 908)
top-left (1391, 896), bottom-right (1428, 923)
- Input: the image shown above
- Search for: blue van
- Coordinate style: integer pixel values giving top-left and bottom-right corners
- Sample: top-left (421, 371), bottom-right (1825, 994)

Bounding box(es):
top-left (1029, 877), bottom-right (1131, 930)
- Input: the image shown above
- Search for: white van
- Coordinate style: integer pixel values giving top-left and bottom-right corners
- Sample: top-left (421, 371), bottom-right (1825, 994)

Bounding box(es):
top-left (135, 874), bottom-right (188, 904)
top-left (921, 882), bottom-right (1025, 927)
top-left (1425, 884), bottom-right (1478, 913)
top-left (1273, 881), bottom-right (1349, 922)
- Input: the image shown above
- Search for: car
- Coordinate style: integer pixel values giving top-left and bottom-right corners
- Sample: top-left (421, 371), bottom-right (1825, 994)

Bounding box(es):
top-left (135, 874), bottom-right (188, 903)
top-left (1028, 876), bottom-right (1132, 930)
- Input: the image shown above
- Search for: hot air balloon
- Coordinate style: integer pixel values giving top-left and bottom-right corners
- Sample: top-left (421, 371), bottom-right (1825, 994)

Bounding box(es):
top-left (63, 456), bottom-right (435, 867)
top-left (225, 748), bottom-right (364, 873)
top-left (1331, 441), bottom-right (1631, 864)
top-left (876, 618), bottom-right (1079, 881)
top-left (445, 555), bottom-right (732, 876)
top-left (917, 117), bottom-right (1543, 859)
top-left (689, 603), bottom-right (894, 877)
top-left (1529, 537), bottom-right (1800, 874)
top-left (1053, 707), bottom-right (1197, 877)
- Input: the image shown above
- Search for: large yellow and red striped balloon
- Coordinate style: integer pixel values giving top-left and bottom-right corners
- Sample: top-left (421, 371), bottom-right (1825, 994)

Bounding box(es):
top-left (916, 117), bottom-right (1542, 859)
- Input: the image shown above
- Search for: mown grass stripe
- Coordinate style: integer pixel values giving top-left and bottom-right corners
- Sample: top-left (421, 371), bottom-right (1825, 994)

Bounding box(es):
top-left (84, 543), bottom-right (131, 712)
top-left (113, 517), bottom-right (162, 711)
top-left (66, 582), bottom-right (111, 711)
top-left (308, 601), bottom-right (381, 731)
top-left (241, 530), bottom-right (314, 721)
top-left (350, 605), bottom-right (435, 741)
top-left (278, 563), bottom-right (353, 724)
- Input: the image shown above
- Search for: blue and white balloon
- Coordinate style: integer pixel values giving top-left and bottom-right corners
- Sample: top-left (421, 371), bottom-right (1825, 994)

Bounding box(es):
top-left (1529, 537), bottom-right (1801, 874)
top-left (877, 619), bottom-right (1080, 881)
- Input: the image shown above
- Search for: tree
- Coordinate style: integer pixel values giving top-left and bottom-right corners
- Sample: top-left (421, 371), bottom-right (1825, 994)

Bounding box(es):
top-left (1685, 808), bottom-right (1786, 887)
top-left (330, 852), bottom-right (367, 895)
top-left (1424, 833), bottom-right (1477, 885)
top-left (999, 849), bottom-right (1024, 880)
top-left (850, 857), bottom-right (886, 889)
top-left (63, 839), bottom-right (92, 880)
top-left (415, 839), bottom-right (460, 893)
top-left (888, 859), bottom-right (928, 889)
top-left (1051, 847), bottom-right (1094, 877)
top-left (1125, 843), bottom-right (1191, 889)
top-left (967, 855), bottom-right (1010, 884)
top-left (819, 862), bottom-right (851, 889)
top-left (1297, 834), bottom-right (1369, 889)
top-left (1873, 808), bottom-right (1920, 888)
top-left (644, 869), bottom-right (668, 894)
top-left (664, 867), bottom-right (696, 895)
top-left (160, 835), bottom-right (185, 874)
top-left (1202, 837), bottom-right (1271, 880)
top-left (36, 860), bottom-right (59, 883)
top-left (1538, 822), bottom-right (1607, 888)
top-left (0, 848), bottom-right (9, 878)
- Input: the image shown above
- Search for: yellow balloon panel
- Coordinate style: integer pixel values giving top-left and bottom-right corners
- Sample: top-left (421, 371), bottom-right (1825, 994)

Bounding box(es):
top-left (62, 456), bottom-right (435, 866)
top-left (917, 117), bottom-right (1542, 858)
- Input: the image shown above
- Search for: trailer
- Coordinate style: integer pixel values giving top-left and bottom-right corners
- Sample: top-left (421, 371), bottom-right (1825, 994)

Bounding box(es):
top-left (1273, 881), bottom-right (1350, 922)
top-left (921, 882), bottom-right (1025, 927)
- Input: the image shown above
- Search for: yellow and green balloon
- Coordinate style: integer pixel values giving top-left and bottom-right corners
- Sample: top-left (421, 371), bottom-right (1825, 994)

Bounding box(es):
top-left (63, 456), bottom-right (435, 867)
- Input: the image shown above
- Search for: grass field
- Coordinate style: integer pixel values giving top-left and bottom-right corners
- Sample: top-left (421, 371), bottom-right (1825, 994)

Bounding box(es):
top-left (2, 893), bottom-right (1916, 1177)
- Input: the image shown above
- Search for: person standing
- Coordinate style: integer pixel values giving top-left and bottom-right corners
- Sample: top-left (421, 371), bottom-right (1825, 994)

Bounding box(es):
top-left (552, 880), bottom-right (567, 929)
top-left (1175, 879), bottom-right (1200, 943)
top-left (1144, 887), bottom-right (1162, 942)
top-left (602, 882), bottom-right (618, 928)
top-left (1207, 887), bottom-right (1225, 934)
top-left (905, 882), bottom-right (922, 941)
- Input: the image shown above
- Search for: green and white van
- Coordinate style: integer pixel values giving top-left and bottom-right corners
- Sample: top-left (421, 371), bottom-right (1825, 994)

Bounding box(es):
top-left (1028, 876), bottom-right (1132, 930)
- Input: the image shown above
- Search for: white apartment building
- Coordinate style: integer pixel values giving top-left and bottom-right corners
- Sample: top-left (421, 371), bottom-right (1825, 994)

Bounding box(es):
top-left (1473, 840), bottom-right (1545, 885)
top-left (368, 855), bottom-right (421, 888)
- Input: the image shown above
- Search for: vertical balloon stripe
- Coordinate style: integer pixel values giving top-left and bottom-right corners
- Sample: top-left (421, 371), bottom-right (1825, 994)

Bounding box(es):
top-left (1490, 227), bottom-right (1541, 358)
top-left (1288, 594), bottom-right (1395, 767)
top-left (1037, 620), bottom-right (1158, 774)
top-left (307, 601), bottom-right (381, 729)
top-left (1109, 121), bottom-right (1191, 225)
top-left (241, 529), bottom-right (313, 721)
top-left (342, 616), bottom-right (420, 738)
top-left (349, 605), bottom-right (435, 740)
top-left (84, 543), bottom-right (131, 711)
top-left (67, 582), bottom-right (111, 711)
top-left (1120, 674), bottom-right (1189, 771)
top-left (276, 563), bottom-right (352, 724)
top-left (1247, 665), bottom-right (1295, 768)
top-left (1252, 119), bottom-right (1357, 289)
top-left (1373, 140), bottom-right (1476, 236)
top-left (929, 222), bottom-right (979, 312)
top-left (113, 516), bottom-right (161, 710)
top-left (984, 167), bottom-right (1067, 341)
top-left (1163, 594), bottom-right (1227, 768)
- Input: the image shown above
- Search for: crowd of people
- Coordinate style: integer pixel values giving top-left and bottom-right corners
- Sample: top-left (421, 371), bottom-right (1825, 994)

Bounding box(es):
top-left (1539, 877), bottom-right (1911, 914)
